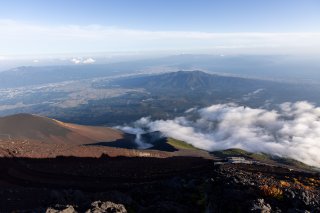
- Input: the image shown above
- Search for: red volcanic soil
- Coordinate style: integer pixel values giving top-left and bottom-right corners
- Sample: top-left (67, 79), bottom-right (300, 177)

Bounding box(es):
top-left (0, 114), bottom-right (170, 158)
top-left (0, 138), bottom-right (173, 158)
top-left (0, 114), bottom-right (215, 212)
top-left (0, 113), bottom-right (213, 159)
top-left (0, 113), bottom-right (123, 145)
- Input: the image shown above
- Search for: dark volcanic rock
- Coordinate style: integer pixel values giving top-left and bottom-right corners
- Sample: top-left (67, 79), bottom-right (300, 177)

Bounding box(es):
top-left (138, 201), bottom-right (189, 213)
top-left (0, 156), bottom-right (212, 212)
top-left (44, 201), bottom-right (127, 213)
top-left (207, 163), bottom-right (320, 213)
top-left (1, 155), bottom-right (319, 213)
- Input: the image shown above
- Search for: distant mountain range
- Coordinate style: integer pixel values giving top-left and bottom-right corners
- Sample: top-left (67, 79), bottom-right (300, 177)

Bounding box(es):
top-left (113, 70), bottom-right (218, 91)
top-left (0, 64), bottom-right (137, 89)
top-left (108, 70), bottom-right (272, 92)
top-left (2, 70), bottom-right (320, 126)
top-left (98, 70), bottom-right (320, 104)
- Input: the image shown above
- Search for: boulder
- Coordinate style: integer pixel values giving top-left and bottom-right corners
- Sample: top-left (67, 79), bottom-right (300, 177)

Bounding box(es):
top-left (46, 205), bottom-right (77, 213)
top-left (250, 199), bottom-right (272, 213)
top-left (86, 201), bottom-right (127, 213)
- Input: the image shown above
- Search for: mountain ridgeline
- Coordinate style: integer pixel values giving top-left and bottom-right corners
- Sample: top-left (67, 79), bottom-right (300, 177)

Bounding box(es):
top-left (113, 70), bottom-right (222, 91)
top-left (96, 70), bottom-right (320, 103)
top-left (105, 70), bottom-right (267, 91)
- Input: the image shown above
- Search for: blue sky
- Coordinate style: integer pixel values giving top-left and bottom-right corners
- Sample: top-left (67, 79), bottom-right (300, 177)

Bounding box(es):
top-left (0, 0), bottom-right (320, 57)
top-left (1, 0), bottom-right (320, 32)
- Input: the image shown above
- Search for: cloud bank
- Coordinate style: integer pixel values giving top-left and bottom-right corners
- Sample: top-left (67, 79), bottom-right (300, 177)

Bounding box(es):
top-left (122, 101), bottom-right (320, 167)
top-left (1, 19), bottom-right (320, 55)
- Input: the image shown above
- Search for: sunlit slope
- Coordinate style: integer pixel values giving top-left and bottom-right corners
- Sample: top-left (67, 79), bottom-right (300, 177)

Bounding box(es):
top-left (0, 113), bottom-right (123, 144)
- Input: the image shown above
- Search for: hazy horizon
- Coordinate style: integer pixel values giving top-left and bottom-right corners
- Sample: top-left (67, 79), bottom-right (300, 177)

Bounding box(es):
top-left (1, 0), bottom-right (320, 61)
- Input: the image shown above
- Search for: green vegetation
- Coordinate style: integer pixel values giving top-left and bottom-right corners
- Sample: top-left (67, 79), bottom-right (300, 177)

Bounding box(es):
top-left (213, 148), bottom-right (250, 157)
top-left (212, 148), bottom-right (315, 171)
top-left (274, 157), bottom-right (314, 171)
top-left (250, 152), bottom-right (271, 161)
top-left (167, 138), bottom-right (198, 150)
top-left (213, 148), bottom-right (275, 162)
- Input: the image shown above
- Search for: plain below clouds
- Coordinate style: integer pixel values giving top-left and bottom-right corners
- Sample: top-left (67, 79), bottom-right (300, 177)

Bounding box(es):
top-left (123, 101), bottom-right (320, 167)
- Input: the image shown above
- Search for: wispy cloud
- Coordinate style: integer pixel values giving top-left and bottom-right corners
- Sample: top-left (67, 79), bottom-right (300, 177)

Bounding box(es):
top-left (1, 19), bottom-right (320, 56)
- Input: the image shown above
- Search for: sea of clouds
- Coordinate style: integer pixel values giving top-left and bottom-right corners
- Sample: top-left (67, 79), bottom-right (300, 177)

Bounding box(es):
top-left (118, 101), bottom-right (320, 167)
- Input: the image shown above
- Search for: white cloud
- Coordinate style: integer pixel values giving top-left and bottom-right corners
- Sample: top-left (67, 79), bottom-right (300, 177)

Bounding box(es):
top-left (71, 58), bottom-right (82, 64)
top-left (1, 19), bottom-right (320, 55)
top-left (0, 56), bottom-right (8, 61)
top-left (82, 57), bottom-right (95, 64)
top-left (122, 101), bottom-right (320, 167)
top-left (70, 57), bottom-right (95, 64)
top-left (116, 120), bottom-right (153, 149)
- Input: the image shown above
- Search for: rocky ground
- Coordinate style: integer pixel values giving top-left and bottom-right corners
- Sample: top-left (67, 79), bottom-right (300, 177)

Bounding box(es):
top-left (0, 156), bottom-right (212, 212)
top-left (208, 163), bottom-right (320, 212)
top-left (0, 139), bottom-right (172, 158)
top-left (0, 153), bottom-right (319, 212)
top-left (45, 201), bottom-right (127, 213)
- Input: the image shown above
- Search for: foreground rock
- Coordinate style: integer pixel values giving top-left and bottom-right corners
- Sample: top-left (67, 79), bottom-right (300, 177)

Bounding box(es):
top-left (86, 201), bottom-right (127, 213)
top-left (46, 205), bottom-right (77, 213)
top-left (207, 163), bottom-right (320, 212)
top-left (0, 156), bottom-right (211, 212)
top-left (45, 201), bottom-right (127, 213)
top-left (1, 154), bottom-right (319, 212)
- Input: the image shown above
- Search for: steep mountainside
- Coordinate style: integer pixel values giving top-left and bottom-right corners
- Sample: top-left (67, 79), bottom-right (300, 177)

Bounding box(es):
top-left (0, 113), bottom-right (123, 145)
top-left (0, 114), bottom-right (212, 159)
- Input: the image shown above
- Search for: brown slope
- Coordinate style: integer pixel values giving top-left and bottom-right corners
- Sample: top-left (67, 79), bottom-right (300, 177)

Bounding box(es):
top-left (0, 113), bottom-right (123, 145)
